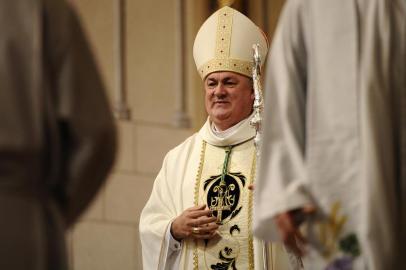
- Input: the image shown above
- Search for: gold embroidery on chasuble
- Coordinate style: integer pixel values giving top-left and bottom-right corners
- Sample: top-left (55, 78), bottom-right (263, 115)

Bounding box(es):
top-left (193, 140), bottom-right (256, 270)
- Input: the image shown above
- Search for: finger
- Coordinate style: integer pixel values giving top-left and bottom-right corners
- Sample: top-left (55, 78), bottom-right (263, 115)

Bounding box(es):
top-left (186, 215), bottom-right (216, 228)
top-left (276, 213), bottom-right (301, 251)
top-left (189, 209), bottom-right (213, 218)
top-left (191, 218), bottom-right (218, 229)
top-left (283, 224), bottom-right (306, 257)
top-left (294, 235), bottom-right (307, 256)
top-left (285, 235), bottom-right (304, 257)
top-left (195, 216), bottom-right (217, 225)
top-left (192, 231), bottom-right (219, 240)
top-left (187, 204), bottom-right (206, 211)
top-left (196, 223), bottom-right (219, 234)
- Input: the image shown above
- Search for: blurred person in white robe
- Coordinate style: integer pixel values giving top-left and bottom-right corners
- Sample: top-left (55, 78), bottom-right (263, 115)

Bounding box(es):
top-left (254, 0), bottom-right (406, 269)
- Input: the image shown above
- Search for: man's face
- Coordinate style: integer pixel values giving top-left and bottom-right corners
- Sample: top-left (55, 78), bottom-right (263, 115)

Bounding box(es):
top-left (204, 71), bottom-right (254, 131)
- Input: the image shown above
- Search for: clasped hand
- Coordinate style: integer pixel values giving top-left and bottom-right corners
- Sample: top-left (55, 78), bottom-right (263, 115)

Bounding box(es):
top-left (171, 205), bottom-right (219, 241)
top-left (275, 205), bottom-right (316, 257)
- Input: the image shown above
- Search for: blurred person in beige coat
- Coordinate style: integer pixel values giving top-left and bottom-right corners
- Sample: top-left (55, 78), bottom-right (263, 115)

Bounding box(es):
top-left (0, 0), bottom-right (116, 269)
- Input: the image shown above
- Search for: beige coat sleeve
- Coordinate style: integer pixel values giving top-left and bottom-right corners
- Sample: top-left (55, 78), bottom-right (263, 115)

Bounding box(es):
top-left (43, 0), bottom-right (117, 227)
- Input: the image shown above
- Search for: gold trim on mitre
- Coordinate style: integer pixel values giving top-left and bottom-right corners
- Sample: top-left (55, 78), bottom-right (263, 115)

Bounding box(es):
top-left (193, 6), bottom-right (268, 79)
top-left (199, 58), bottom-right (252, 78)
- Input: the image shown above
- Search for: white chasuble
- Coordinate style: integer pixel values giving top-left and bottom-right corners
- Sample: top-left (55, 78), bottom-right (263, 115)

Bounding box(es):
top-left (140, 116), bottom-right (293, 270)
top-left (194, 141), bottom-right (256, 269)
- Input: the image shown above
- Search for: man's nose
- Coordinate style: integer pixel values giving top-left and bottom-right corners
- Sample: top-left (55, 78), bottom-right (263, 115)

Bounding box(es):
top-left (213, 84), bottom-right (226, 96)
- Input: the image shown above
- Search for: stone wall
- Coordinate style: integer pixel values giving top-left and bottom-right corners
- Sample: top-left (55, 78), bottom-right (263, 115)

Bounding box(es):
top-left (68, 1), bottom-right (194, 269)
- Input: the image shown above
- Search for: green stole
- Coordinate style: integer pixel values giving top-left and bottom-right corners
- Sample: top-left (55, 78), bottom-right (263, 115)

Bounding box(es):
top-left (193, 139), bottom-right (256, 270)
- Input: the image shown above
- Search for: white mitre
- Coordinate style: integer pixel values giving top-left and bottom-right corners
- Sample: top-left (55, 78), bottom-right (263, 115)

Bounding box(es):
top-left (193, 6), bottom-right (269, 79)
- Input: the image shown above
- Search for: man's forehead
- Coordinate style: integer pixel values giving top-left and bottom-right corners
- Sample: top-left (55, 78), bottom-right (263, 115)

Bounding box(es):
top-left (205, 71), bottom-right (248, 81)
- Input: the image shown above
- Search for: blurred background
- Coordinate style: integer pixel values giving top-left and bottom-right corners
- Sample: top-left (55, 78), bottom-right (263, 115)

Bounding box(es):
top-left (68, 0), bottom-right (285, 269)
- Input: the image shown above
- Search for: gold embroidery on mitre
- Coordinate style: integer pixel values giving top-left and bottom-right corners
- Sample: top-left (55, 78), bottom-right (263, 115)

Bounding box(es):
top-left (216, 6), bottom-right (233, 59)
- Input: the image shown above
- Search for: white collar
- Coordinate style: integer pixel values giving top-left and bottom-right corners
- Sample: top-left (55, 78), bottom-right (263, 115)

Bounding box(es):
top-left (198, 113), bottom-right (255, 147)
top-left (211, 118), bottom-right (247, 138)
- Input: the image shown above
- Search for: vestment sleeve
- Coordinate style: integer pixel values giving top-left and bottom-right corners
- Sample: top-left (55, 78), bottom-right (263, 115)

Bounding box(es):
top-left (163, 222), bottom-right (182, 269)
top-left (139, 155), bottom-right (181, 270)
top-left (254, 0), bottom-right (312, 241)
